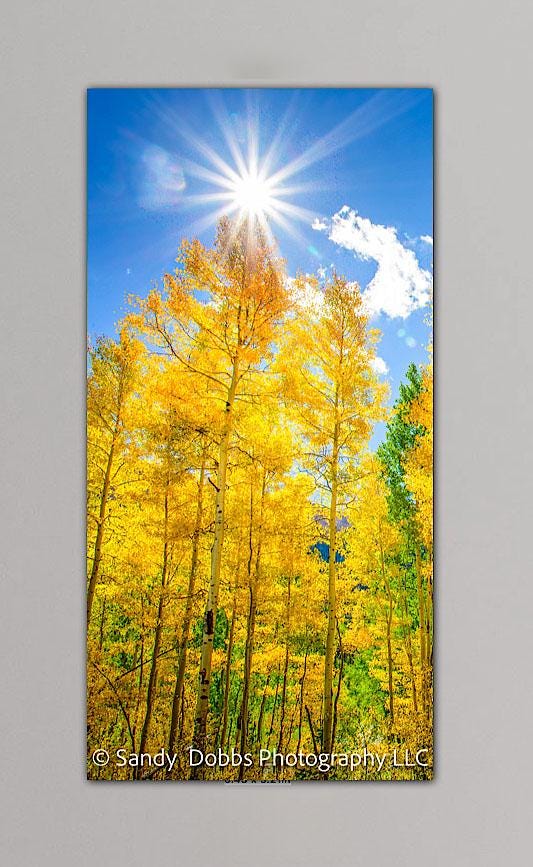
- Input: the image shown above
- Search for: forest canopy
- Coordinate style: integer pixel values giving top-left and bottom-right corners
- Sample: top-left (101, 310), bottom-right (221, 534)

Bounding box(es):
top-left (87, 217), bottom-right (433, 781)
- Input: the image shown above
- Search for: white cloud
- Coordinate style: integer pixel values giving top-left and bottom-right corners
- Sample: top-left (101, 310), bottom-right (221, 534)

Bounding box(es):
top-left (370, 356), bottom-right (389, 376)
top-left (313, 207), bottom-right (432, 319)
top-left (312, 217), bottom-right (328, 231)
top-left (420, 234), bottom-right (433, 246)
top-left (139, 145), bottom-right (186, 210)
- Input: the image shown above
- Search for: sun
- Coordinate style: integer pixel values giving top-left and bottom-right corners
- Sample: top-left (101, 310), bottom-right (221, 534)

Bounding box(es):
top-left (158, 94), bottom-right (319, 246)
top-left (200, 155), bottom-right (306, 247)
top-left (230, 169), bottom-right (276, 220)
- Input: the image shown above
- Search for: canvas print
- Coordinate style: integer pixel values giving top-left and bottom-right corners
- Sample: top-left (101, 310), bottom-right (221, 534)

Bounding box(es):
top-left (87, 88), bottom-right (433, 781)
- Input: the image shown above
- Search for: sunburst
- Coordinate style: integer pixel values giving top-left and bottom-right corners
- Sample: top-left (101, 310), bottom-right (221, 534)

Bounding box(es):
top-left (147, 89), bottom-right (420, 250)
top-left (148, 94), bottom-right (319, 248)
top-left (183, 149), bottom-right (316, 251)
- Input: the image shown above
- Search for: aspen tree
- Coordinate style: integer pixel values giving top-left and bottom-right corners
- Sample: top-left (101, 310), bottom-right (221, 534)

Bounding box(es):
top-left (168, 443), bottom-right (207, 752)
top-left (279, 274), bottom-right (385, 754)
top-left (86, 331), bottom-right (141, 626)
top-left (129, 217), bottom-right (288, 765)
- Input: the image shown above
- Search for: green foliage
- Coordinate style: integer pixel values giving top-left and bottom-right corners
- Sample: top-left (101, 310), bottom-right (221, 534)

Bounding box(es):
top-left (344, 651), bottom-right (386, 720)
top-left (377, 362), bottom-right (424, 526)
top-left (106, 606), bottom-right (139, 671)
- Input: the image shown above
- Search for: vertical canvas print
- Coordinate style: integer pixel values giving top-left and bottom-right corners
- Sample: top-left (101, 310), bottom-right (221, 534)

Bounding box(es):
top-left (87, 88), bottom-right (433, 781)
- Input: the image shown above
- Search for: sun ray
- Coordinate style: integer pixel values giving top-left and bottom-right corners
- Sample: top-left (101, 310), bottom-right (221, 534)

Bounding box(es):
top-left (259, 90), bottom-right (303, 179)
top-left (206, 91), bottom-right (249, 179)
top-left (267, 89), bottom-right (424, 188)
top-left (184, 201), bottom-right (241, 239)
top-left (272, 199), bottom-right (320, 224)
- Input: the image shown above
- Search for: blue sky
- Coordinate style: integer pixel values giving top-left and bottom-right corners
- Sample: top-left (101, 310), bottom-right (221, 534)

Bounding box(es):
top-left (88, 88), bottom-right (433, 442)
